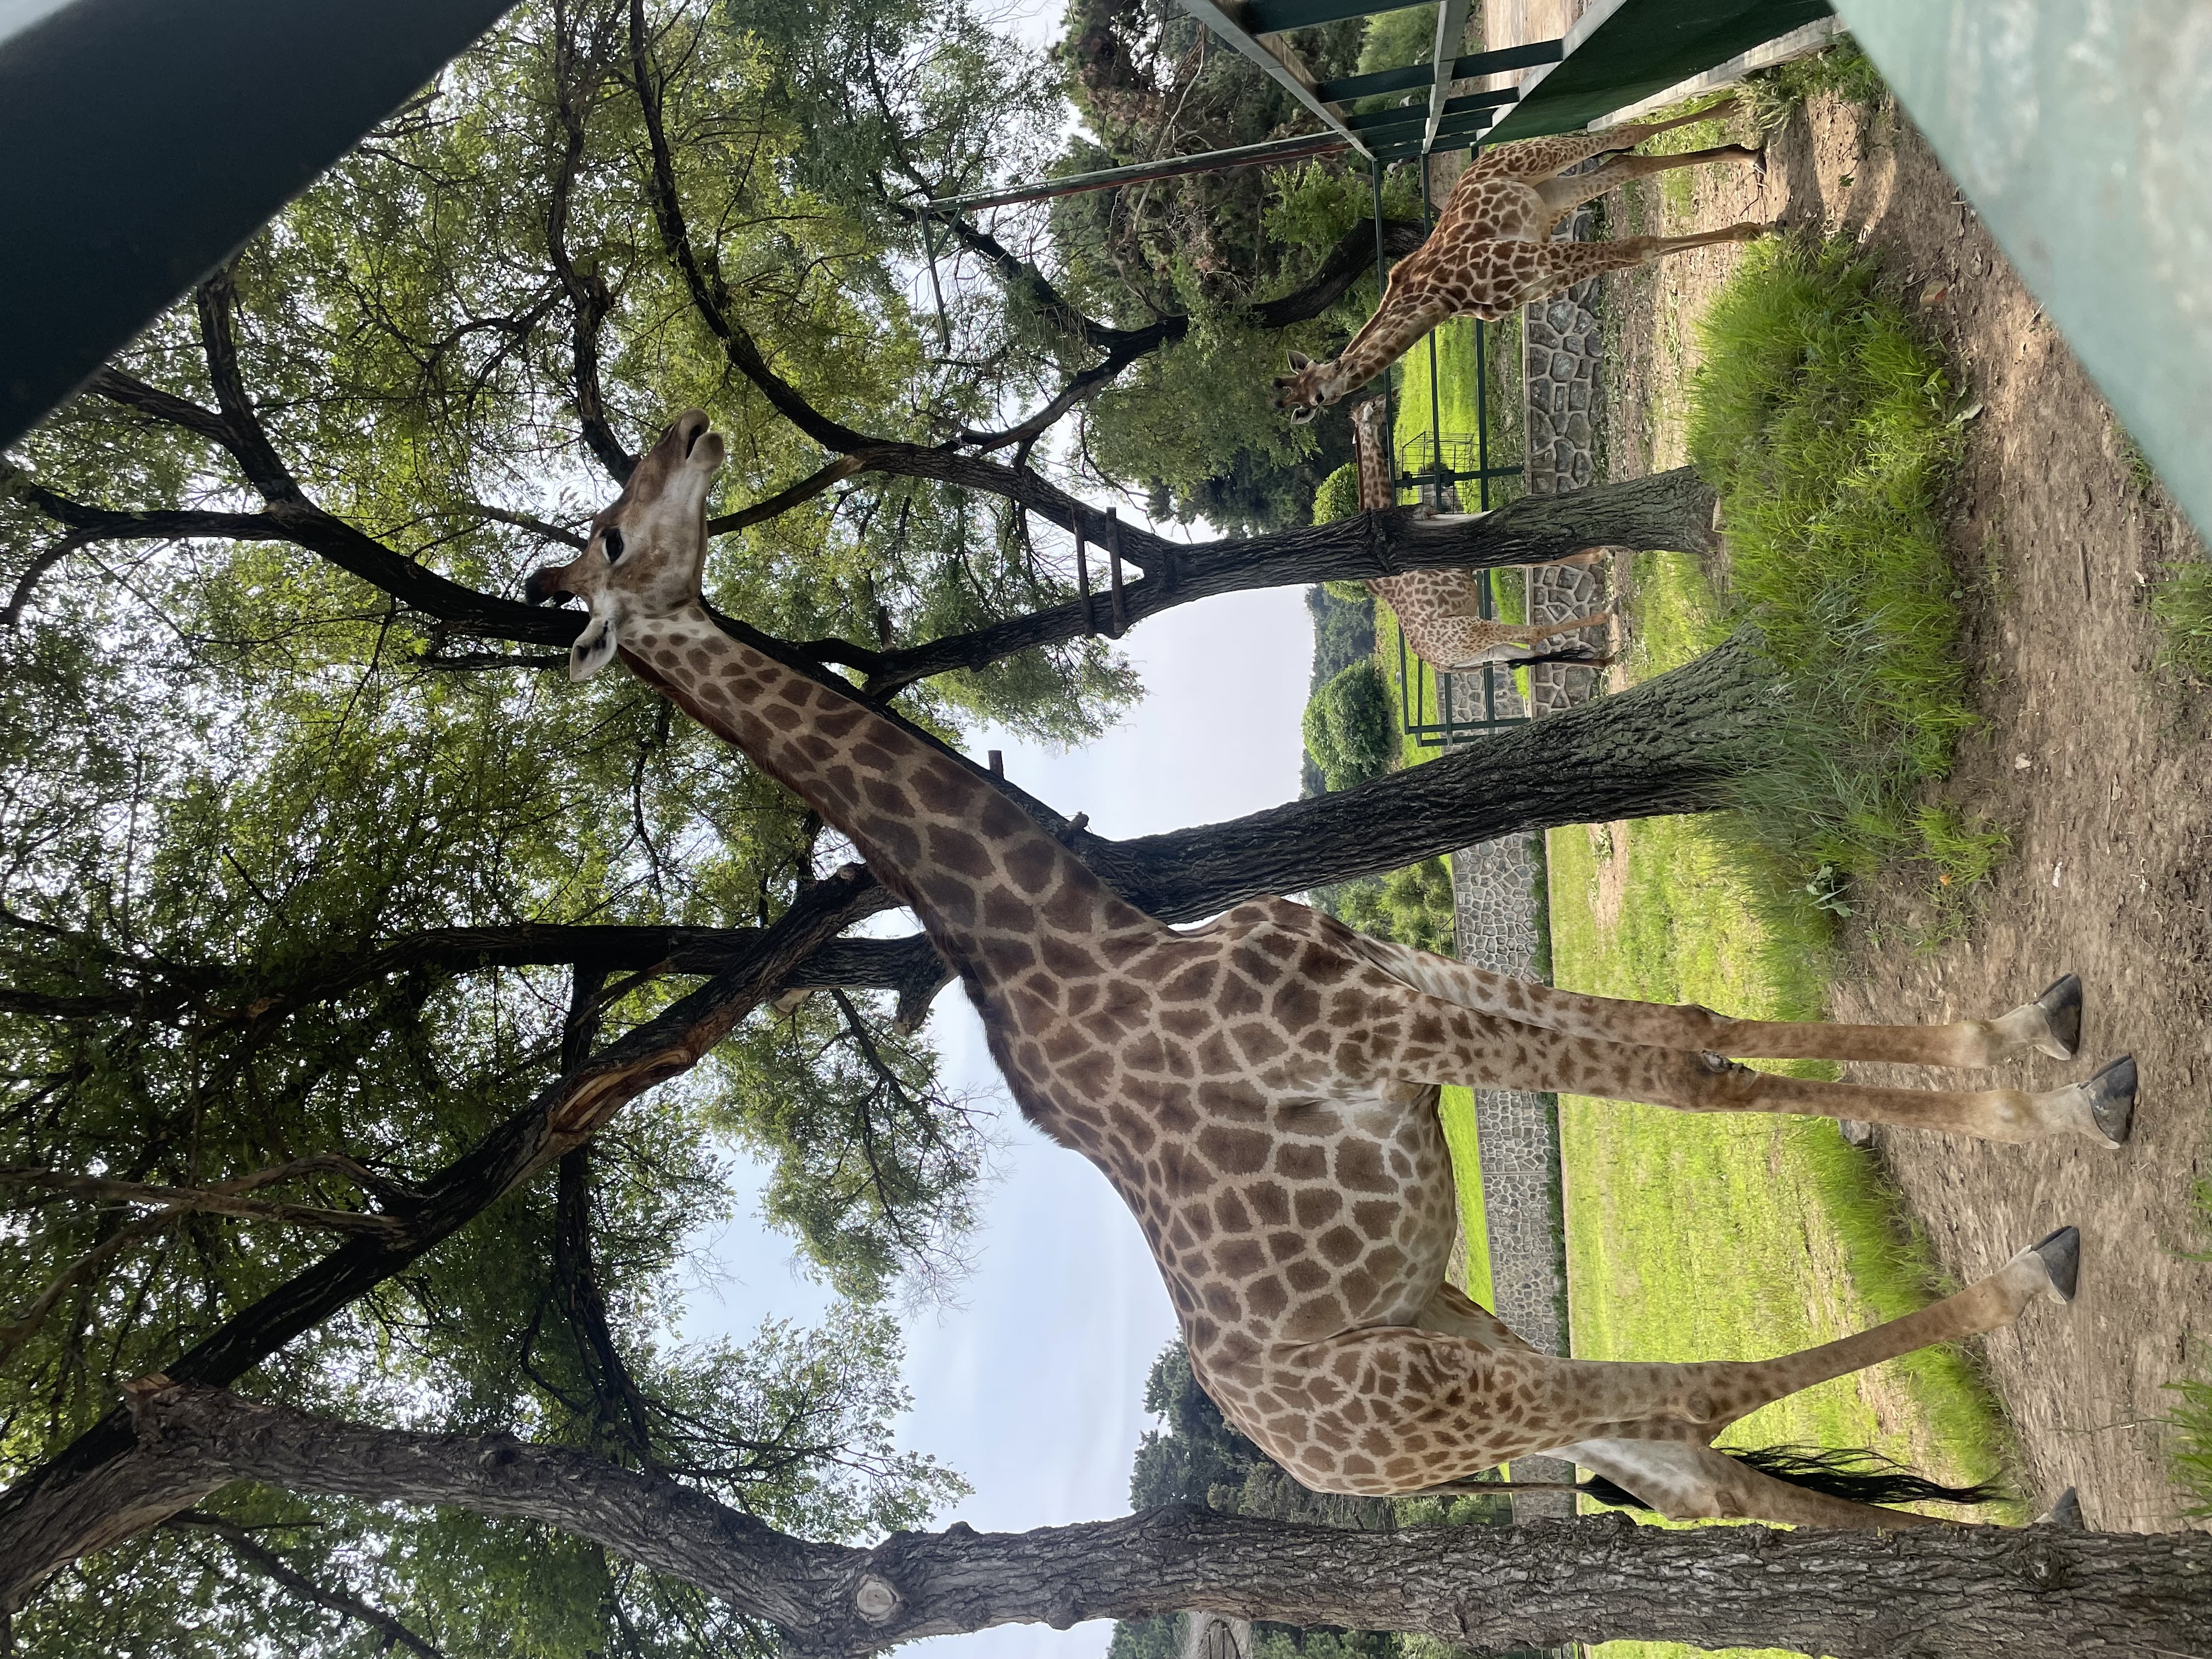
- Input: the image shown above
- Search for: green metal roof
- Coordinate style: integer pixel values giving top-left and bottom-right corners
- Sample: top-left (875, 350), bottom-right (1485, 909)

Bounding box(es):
top-left (1486, 0), bottom-right (1834, 143)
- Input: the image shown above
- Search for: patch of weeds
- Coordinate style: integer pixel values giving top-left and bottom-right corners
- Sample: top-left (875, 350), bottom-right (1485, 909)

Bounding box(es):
top-left (2121, 430), bottom-right (2162, 496)
top-left (1686, 234), bottom-right (1985, 909)
top-left (2151, 561), bottom-right (2212, 683)
top-left (2172, 1182), bottom-right (2212, 1514)
top-left (1743, 37), bottom-right (1888, 131)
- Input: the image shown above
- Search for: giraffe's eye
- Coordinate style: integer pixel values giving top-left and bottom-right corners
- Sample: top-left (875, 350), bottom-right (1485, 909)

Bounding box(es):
top-left (601, 527), bottom-right (625, 563)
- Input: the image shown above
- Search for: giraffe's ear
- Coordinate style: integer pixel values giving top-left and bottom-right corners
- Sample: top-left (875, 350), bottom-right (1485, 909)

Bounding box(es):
top-left (569, 612), bottom-right (620, 681)
top-left (1289, 403), bottom-right (1317, 425)
top-left (1287, 350), bottom-right (1314, 373)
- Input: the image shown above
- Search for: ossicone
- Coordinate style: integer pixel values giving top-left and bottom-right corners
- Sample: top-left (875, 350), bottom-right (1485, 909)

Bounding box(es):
top-left (524, 558), bottom-right (580, 606)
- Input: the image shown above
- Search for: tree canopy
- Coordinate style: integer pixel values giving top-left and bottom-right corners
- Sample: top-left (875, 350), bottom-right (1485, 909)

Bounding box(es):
top-left (0, 1), bottom-right (1803, 1651)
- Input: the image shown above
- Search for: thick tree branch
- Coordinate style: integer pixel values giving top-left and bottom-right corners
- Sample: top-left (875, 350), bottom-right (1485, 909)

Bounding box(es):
top-left (923, 204), bottom-right (1427, 360)
top-left (190, 272), bottom-right (304, 501)
top-left (549, 1), bottom-right (637, 483)
top-left (0, 1161), bottom-right (410, 1239)
top-left (851, 469), bottom-right (1717, 695)
top-left (0, 867), bottom-right (893, 1605)
top-left (706, 454), bottom-right (866, 539)
top-left (85, 1383), bottom-right (2212, 1659)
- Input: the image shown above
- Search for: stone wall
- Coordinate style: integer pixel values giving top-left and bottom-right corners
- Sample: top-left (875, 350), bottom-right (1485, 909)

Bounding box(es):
top-left (1439, 194), bottom-right (1610, 1525)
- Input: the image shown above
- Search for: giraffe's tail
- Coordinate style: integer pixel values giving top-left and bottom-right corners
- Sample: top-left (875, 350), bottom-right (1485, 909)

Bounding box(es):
top-left (1581, 1444), bottom-right (2008, 1513)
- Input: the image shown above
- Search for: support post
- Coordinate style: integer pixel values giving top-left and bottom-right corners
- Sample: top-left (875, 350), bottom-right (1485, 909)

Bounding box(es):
top-left (1075, 520), bottom-right (1096, 636)
top-left (1369, 155), bottom-right (1393, 454)
top-left (1106, 507), bottom-right (1128, 637)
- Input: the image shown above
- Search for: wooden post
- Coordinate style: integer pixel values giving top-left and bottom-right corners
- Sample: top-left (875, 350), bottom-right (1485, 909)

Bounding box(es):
top-left (1074, 517), bottom-right (1096, 635)
top-left (1107, 507), bottom-right (1128, 637)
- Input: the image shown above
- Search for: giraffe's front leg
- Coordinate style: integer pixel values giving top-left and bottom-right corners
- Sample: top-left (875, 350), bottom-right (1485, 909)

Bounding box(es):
top-left (1345, 935), bottom-right (2091, 1067)
top-left (1363, 977), bottom-right (2137, 1146)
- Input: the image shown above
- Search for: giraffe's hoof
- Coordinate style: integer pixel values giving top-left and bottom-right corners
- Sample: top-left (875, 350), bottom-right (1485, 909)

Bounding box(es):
top-left (2035, 1487), bottom-right (2086, 1530)
top-left (2081, 1055), bottom-right (2136, 1147)
top-left (2031, 974), bottom-right (2084, 1059)
top-left (2030, 1226), bottom-right (2081, 1304)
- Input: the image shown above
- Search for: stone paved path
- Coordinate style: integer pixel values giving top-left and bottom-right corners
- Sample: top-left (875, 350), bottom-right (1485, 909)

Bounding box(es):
top-left (1441, 202), bottom-right (1610, 1522)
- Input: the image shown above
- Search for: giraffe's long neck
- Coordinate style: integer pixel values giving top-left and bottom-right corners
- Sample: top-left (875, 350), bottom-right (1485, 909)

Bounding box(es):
top-left (1352, 417), bottom-right (1392, 513)
top-left (615, 607), bottom-right (1162, 988)
top-left (1330, 281), bottom-right (1451, 392)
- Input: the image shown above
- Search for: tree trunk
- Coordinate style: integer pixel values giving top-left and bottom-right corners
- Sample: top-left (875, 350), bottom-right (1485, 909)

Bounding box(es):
top-left (1091, 630), bottom-right (1774, 917)
top-left (839, 468), bottom-right (1717, 695)
top-left (58, 1383), bottom-right (2212, 1659)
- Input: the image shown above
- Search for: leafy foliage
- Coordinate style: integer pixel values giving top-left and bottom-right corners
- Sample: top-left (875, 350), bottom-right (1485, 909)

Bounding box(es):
top-left (1742, 37), bottom-right (1890, 132)
top-left (1685, 234), bottom-right (1994, 902)
top-left (1316, 858), bottom-right (1457, 957)
top-left (1302, 661), bottom-right (1394, 793)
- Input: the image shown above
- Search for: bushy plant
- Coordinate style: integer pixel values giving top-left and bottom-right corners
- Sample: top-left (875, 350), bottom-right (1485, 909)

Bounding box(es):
top-left (1303, 659), bottom-right (1395, 791)
top-left (2151, 561), bottom-right (2212, 682)
top-left (1742, 38), bottom-right (1888, 131)
top-left (1686, 234), bottom-right (1994, 903)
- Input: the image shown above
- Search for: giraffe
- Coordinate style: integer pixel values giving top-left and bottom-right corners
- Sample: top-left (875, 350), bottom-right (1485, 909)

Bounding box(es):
top-left (526, 411), bottom-right (2138, 1530)
top-left (1274, 100), bottom-right (1769, 422)
top-left (1350, 397), bottom-right (1615, 672)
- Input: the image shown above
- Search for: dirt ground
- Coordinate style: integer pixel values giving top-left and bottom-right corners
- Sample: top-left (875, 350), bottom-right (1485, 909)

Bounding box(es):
top-left (1591, 86), bottom-right (2212, 1534)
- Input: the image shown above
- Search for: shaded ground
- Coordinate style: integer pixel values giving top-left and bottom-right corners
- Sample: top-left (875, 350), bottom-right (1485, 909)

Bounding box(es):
top-left (1595, 84), bottom-right (2212, 1534)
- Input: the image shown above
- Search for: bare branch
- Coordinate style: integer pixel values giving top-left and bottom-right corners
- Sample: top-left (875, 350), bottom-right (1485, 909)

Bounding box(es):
top-left (169, 1510), bottom-right (448, 1659)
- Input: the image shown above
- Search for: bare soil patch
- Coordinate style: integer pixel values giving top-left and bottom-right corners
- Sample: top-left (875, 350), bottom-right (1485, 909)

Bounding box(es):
top-left (1595, 88), bottom-right (2212, 1532)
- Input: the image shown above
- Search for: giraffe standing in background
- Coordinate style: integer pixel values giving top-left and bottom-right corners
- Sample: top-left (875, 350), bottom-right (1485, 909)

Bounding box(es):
top-left (526, 410), bottom-right (2137, 1528)
top-left (1274, 100), bottom-right (1769, 422)
top-left (1350, 397), bottom-right (1613, 671)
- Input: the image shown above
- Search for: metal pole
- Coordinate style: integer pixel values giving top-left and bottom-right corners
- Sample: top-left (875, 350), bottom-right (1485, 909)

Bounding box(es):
top-left (1420, 159), bottom-right (1443, 498)
top-left (1370, 155), bottom-right (1393, 477)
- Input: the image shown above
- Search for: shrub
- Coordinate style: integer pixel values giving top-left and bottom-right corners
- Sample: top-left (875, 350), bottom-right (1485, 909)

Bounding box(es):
top-left (1313, 458), bottom-right (1362, 525)
top-left (1686, 233), bottom-right (1995, 902)
top-left (1302, 659), bottom-right (1395, 791)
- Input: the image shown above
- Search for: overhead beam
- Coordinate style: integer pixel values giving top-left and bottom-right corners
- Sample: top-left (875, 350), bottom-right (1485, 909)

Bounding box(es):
top-left (1346, 87), bottom-right (1516, 136)
top-left (1176, 0), bottom-right (1373, 159)
top-left (1486, 0), bottom-right (1835, 144)
top-left (1315, 37), bottom-right (1562, 104)
top-left (1423, 0), bottom-right (1476, 153)
top-left (928, 131), bottom-right (1352, 213)
top-left (0, 0), bottom-right (518, 452)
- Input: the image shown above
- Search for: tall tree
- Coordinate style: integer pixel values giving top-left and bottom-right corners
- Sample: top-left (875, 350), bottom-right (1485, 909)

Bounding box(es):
top-left (16, 1383), bottom-right (2210, 1659)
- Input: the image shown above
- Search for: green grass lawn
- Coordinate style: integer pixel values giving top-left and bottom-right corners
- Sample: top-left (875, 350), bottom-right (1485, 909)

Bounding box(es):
top-left (1558, 551), bottom-right (2021, 1659)
top-left (1364, 246), bottom-right (2015, 1659)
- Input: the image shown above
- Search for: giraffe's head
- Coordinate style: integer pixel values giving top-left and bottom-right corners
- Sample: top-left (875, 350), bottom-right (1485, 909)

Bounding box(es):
top-left (1350, 397), bottom-right (1388, 448)
top-left (1269, 350), bottom-right (1342, 424)
top-left (524, 409), bottom-right (726, 680)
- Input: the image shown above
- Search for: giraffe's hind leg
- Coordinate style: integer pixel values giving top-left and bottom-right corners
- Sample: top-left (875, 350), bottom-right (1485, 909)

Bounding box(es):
top-left (1531, 143), bottom-right (1765, 227)
top-left (1345, 932), bottom-right (2089, 1068)
top-left (1457, 100), bottom-right (1740, 187)
top-left (1560, 1438), bottom-right (1963, 1531)
top-left (1262, 1229), bottom-right (2070, 1506)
